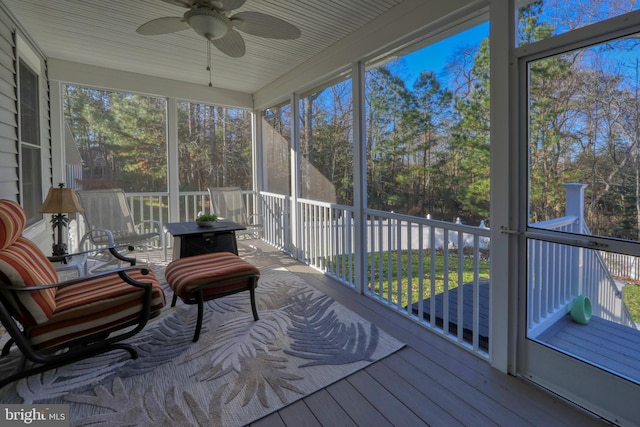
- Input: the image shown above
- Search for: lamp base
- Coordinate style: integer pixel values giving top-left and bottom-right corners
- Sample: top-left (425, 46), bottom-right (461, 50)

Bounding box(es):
top-left (52, 243), bottom-right (68, 257)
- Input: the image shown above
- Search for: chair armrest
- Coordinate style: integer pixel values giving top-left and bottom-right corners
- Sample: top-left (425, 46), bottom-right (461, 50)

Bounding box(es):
top-left (0, 266), bottom-right (153, 293)
top-left (80, 228), bottom-right (116, 246)
top-left (78, 229), bottom-right (137, 265)
top-left (135, 220), bottom-right (163, 234)
top-left (246, 214), bottom-right (263, 226)
top-left (51, 243), bottom-right (133, 260)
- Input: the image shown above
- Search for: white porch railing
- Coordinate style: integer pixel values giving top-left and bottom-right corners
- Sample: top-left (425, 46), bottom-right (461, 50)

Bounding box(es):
top-left (527, 185), bottom-right (637, 338)
top-left (363, 209), bottom-right (490, 356)
top-left (261, 191), bottom-right (291, 252)
top-left (73, 190), bottom-right (243, 253)
top-left (125, 190), bottom-right (256, 224)
top-left (259, 192), bottom-right (491, 358)
top-left (95, 183), bottom-right (638, 361)
top-left (297, 198), bottom-right (356, 286)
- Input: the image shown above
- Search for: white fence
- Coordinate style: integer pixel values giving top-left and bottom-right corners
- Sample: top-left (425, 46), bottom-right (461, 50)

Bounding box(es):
top-left (75, 185), bottom-right (638, 360)
top-left (601, 252), bottom-right (640, 281)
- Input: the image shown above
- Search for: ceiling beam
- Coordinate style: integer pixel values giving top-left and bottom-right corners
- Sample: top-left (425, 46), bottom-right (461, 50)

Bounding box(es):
top-left (48, 59), bottom-right (253, 109)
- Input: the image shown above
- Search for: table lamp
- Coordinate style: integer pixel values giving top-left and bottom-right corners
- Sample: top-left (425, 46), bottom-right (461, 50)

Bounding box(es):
top-left (38, 183), bottom-right (84, 256)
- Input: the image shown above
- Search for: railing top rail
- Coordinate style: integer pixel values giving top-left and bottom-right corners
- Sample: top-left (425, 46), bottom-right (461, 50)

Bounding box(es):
top-left (126, 191), bottom-right (170, 197)
top-left (297, 197), bottom-right (355, 211)
top-left (127, 190), bottom-right (256, 198)
top-left (171, 190), bottom-right (207, 196)
top-left (259, 191), bottom-right (290, 200)
top-left (531, 215), bottom-right (578, 230)
top-left (366, 208), bottom-right (491, 236)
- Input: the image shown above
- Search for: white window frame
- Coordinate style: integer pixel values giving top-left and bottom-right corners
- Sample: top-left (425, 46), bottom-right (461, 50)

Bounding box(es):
top-left (16, 34), bottom-right (47, 235)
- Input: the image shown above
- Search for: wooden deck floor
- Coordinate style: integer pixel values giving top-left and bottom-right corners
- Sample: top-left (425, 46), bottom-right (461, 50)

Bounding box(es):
top-left (233, 241), bottom-right (609, 427)
top-left (538, 313), bottom-right (640, 384)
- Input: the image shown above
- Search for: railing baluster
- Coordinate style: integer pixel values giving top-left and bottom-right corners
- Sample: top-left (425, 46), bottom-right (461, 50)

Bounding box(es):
top-left (406, 220), bottom-right (413, 315)
top-left (473, 234), bottom-right (480, 351)
top-left (443, 228), bottom-right (449, 337)
top-left (417, 223), bottom-right (424, 321)
top-left (457, 229), bottom-right (464, 344)
top-left (396, 218), bottom-right (402, 309)
top-left (377, 215), bottom-right (384, 300)
top-left (430, 223), bottom-right (437, 330)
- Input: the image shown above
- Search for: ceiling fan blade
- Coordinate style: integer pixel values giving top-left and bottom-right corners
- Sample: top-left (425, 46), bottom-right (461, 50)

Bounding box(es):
top-left (160, 0), bottom-right (194, 7)
top-left (213, 0), bottom-right (246, 11)
top-left (230, 12), bottom-right (301, 40)
top-left (137, 17), bottom-right (191, 35)
top-left (211, 29), bottom-right (246, 57)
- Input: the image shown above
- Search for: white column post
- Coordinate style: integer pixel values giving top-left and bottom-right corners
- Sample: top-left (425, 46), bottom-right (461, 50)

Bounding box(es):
top-left (490, 0), bottom-right (516, 374)
top-left (563, 183), bottom-right (588, 230)
top-left (353, 60), bottom-right (366, 294)
top-left (290, 92), bottom-right (301, 258)
top-left (166, 98), bottom-right (179, 223)
top-left (564, 183), bottom-right (588, 296)
top-left (252, 110), bottom-right (263, 227)
top-left (49, 80), bottom-right (66, 187)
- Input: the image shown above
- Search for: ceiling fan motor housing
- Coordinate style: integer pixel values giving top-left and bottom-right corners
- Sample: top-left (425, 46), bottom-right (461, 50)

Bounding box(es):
top-left (184, 9), bottom-right (231, 40)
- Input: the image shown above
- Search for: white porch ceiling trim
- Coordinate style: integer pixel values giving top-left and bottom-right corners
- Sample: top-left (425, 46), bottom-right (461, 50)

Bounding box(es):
top-left (48, 59), bottom-right (253, 109)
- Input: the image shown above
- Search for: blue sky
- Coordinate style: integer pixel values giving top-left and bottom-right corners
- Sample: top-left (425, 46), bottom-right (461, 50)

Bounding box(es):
top-left (401, 22), bottom-right (489, 84)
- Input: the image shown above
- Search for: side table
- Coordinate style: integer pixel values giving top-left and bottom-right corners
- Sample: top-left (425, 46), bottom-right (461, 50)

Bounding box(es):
top-left (164, 221), bottom-right (246, 259)
top-left (48, 253), bottom-right (88, 277)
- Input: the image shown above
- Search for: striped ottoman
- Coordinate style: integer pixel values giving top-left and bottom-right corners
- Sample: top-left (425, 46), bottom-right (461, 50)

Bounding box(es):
top-left (164, 252), bottom-right (260, 342)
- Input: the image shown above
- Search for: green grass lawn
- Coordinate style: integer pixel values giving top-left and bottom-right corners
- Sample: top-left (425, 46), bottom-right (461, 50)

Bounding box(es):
top-left (331, 250), bottom-right (640, 323)
top-left (362, 251), bottom-right (490, 308)
top-left (624, 284), bottom-right (640, 323)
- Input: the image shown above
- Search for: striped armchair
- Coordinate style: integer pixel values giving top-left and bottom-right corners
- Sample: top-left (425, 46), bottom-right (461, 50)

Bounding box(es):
top-left (0, 199), bottom-right (166, 389)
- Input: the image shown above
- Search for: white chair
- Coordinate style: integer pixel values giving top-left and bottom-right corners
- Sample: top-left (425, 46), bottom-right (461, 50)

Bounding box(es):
top-left (208, 187), bottom-right (263, 253)
top-left (76, 189), bottom-right (163, 266)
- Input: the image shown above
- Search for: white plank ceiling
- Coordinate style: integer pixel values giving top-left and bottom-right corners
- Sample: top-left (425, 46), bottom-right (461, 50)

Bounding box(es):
top-left (0, 0), bottom-right (404, 94)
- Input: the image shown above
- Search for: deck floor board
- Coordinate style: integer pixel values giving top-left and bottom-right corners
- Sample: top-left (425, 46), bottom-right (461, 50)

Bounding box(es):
top-left (303, 390), bottom-right (357, 427)
top-left (346, 369), bottom-right (426, 426)
top-left (325, 380), bottom-right (394, 427)
top-left (277, 400), bottom-right (322, 427)
top-left (151, 242), bottom-right (609, 427)
top-left (538, 314), bottom-right (640, 381)
top-left (371, 354), bottom-right (468, 426)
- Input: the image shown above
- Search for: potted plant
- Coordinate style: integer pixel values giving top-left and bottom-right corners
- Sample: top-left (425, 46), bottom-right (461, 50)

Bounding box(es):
top-left (195, 213), bottom-right (218, 227)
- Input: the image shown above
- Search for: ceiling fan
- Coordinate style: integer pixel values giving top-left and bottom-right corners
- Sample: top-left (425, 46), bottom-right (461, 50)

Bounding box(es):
top-left (137, 0), bottom-right (301, 58)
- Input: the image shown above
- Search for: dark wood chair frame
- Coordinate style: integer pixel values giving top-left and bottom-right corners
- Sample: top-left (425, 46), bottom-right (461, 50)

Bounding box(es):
top-left (0, 246), bottom-right (158, 389)
top-left (170, 274), bottom-right (259, 342)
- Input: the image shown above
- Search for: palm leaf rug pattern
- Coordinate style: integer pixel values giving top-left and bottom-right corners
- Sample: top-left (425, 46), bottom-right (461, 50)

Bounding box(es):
top-left (0, 266), bottom-right (404, 427)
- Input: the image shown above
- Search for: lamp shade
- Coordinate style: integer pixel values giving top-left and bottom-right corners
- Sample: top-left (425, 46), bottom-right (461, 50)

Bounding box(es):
top-left (39, 187), bottom-right (84, 214)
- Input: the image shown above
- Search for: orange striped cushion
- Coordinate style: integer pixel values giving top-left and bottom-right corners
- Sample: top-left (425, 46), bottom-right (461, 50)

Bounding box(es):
top-left (0, 199), bottom-right (59, 325)
top-left (0, 239), bottom-right (59, 325)
top-left (27, 269), bottom-right (166, 350)
top-left (0, 200), bottom-right (58, 326)
top-left (165, 252), bottom-right (259, 301)
top-left (0, 199), bottom-right (27, 250)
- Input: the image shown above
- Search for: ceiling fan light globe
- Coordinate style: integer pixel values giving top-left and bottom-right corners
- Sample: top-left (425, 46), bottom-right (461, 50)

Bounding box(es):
top-left (185, 9), bottom-right (230, 40)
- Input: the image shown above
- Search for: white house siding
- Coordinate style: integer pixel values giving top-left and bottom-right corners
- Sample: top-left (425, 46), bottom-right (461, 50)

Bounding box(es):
top-left (0, 6), bottom-right (51, 250)
top-left (0, 9), bottom-right (18, 201)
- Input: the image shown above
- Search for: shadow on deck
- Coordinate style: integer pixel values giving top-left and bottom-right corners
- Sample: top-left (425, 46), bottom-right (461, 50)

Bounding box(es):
top-left (117, 243), bottom-right (606, 426)
top-left (411, 280), bottom-right (490, 351)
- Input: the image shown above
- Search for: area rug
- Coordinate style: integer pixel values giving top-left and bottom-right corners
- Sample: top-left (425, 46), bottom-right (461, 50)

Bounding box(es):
top-left (0, 265), bottom-right (404, 426)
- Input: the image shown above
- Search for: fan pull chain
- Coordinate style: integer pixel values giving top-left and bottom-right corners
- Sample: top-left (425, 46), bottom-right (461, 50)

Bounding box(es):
top-left (207, 40), bottom-right (212, 87)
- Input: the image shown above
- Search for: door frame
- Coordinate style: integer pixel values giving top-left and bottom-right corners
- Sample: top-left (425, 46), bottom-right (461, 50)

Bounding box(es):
top-left (515, 10), bottom-right (640, 426)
